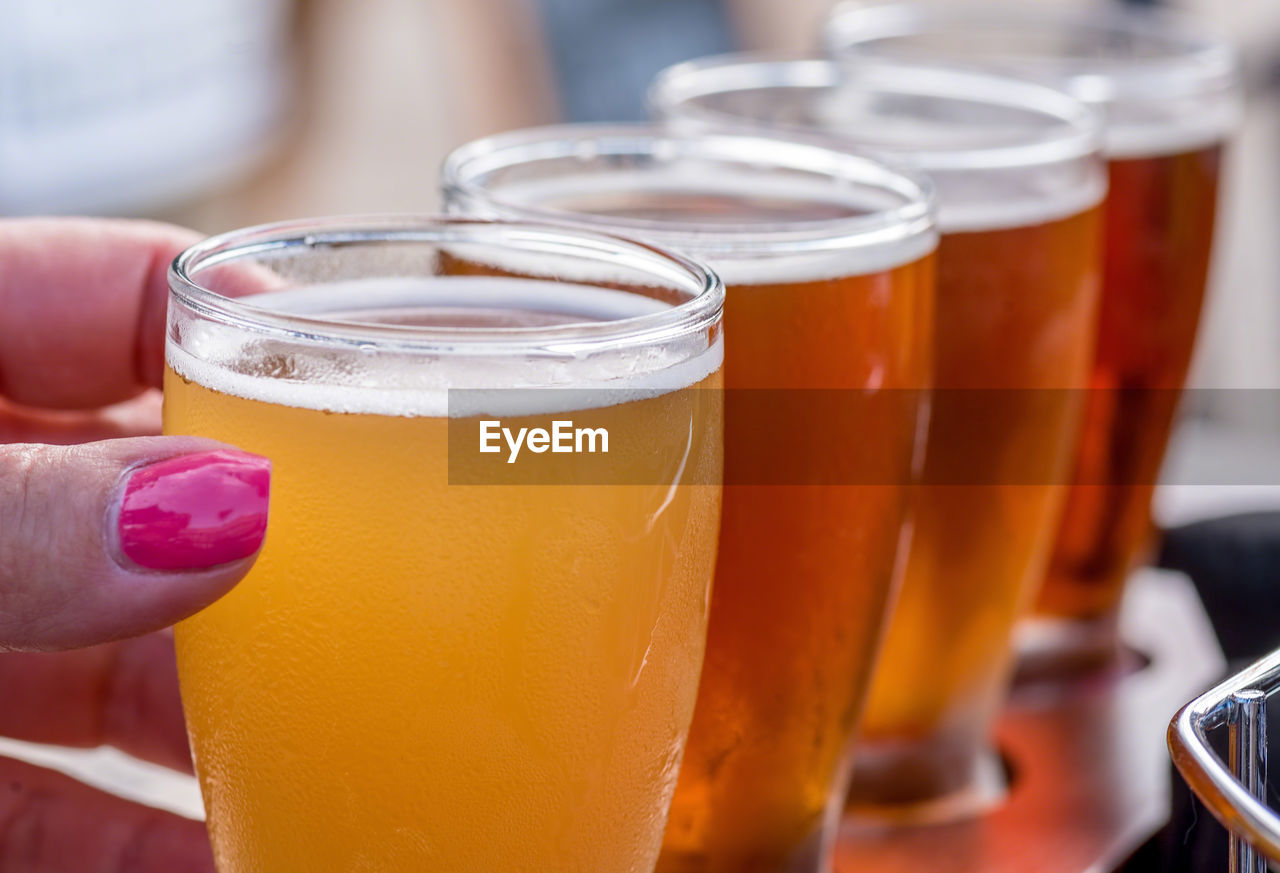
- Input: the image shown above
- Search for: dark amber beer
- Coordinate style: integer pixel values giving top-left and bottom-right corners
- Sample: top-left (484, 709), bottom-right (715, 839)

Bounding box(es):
top-left (651, 57), bottom-right (1105, 816)
top-left (825, 2), bottom-right (1242, 659)
top-left (1045, 146), bottom-right (1223, 623)
top-left (864, 205), bottom-right (1098, 804)
top-left (445, 128), bottom-right (937, 872)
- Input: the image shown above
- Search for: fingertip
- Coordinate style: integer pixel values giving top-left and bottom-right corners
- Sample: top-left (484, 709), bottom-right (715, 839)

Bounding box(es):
top-left (0, 438), bottom-right (269, 651)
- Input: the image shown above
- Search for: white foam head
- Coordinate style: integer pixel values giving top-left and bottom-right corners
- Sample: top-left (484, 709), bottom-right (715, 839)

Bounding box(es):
top-left (1103, 101), bottom-right (1238, 160)
top-left (168, 277), bottom-right (723, 418)
top-left (930, 171), bottom-right (1104, 233)
top-left (709, 240), bottom-right (937, 285)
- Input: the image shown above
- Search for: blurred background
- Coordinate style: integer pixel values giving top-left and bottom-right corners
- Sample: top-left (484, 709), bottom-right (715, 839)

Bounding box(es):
top-left (1, 0), bottom-right (1278, 493)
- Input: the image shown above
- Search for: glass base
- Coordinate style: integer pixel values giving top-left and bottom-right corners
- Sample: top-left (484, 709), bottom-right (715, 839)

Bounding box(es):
top-left (1014, 610), bottom-right (1126, 684)
top-left (845, 741), bottom-right (1008, 827)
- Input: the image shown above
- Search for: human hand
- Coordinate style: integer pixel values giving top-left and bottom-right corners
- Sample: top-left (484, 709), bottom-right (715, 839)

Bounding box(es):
top-left (0, 218), bottom-right (271, 872)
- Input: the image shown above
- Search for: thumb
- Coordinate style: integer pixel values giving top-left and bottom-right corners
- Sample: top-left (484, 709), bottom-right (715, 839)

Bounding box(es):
top-left (1, 438), bottom-right (270, 651)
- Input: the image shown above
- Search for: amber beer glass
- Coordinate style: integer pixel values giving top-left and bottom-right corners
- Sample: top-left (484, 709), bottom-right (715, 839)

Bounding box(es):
top-left (164, 218), bottom-right (725, 873)
top-left (444, 128), bottom-right (936, 872)
top-left (826, 3), bottom-right (1243, 664)
top-left (652, 58), bottom-right (1105, 816)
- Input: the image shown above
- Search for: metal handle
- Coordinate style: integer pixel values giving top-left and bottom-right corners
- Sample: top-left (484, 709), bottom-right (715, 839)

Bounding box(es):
top-left (1169, 648), bottom-right (1279, 871)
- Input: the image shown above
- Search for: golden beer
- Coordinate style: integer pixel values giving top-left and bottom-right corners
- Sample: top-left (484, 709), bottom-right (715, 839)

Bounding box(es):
top-left (165, 220), bottom-right (724, 873)
top-left (444, 129), bottom-right (937, 871)
top-left (650, 57), bottom-right (1105, 815)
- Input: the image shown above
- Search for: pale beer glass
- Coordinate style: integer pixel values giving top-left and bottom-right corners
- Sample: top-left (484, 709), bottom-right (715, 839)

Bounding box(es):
top-left (165, 217), bottom-right (725, 873)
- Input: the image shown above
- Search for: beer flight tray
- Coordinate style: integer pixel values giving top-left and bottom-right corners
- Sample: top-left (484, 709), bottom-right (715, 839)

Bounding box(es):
top-left (835, 569), bottom-right (1225, 873)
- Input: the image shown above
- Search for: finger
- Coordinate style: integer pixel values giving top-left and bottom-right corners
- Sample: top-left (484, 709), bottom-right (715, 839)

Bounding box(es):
top-left (0, 391), bottom-right (162, 445)
top-left (0, 633), bottom-right (190, 772)
top-left (0, 437), bottom-right (270, 652)
top-left (0, 217), bottom-right (199, 410)
top-left (0, 756), bottom-right (213, 873)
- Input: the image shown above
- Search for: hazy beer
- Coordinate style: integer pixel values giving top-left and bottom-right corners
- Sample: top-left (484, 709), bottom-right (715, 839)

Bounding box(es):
top-left (824, 1), bottom-right (1242, 659)
top-left (165, 220), bottom-right (724, 873)
top-left (444, 129), bottom-right (936, 871)
top-left (651, 58), bottom-right (1105, 813)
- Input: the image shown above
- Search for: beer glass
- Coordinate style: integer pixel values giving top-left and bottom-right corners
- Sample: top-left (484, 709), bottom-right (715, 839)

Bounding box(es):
top-left (825, 2), bottom-right (1242, 667)
top-left (651, 58), bottom-right (1105, 818)
top-left (165, 217), bottom-right (725, 873)
top-left (443, 128), bottom-right (936, 872)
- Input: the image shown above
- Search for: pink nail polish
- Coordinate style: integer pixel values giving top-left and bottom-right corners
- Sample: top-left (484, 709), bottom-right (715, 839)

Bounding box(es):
top-left (117, 450), bottom-right (271, 571)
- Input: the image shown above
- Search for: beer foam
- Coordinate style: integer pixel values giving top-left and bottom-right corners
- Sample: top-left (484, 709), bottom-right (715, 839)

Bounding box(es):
top-left (1104, 104), bottom-right (1238, 159)
top-left (710, 239), bottom-right (937, 285)
top-left (453, 169), bottom-right (938, 285)
top-left (168, 277), bottom-right (722, 418)
top-left (935, 177), bottom-right (1105, 233)
top-left (453, 232), bottom-right (938, 287)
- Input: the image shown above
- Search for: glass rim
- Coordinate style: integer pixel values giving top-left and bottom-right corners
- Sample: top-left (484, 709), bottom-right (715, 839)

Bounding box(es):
top-left (440, 122), bottom-right (937, 257)
top-left (168, 214), bottom-right (725, 355)
top-left (823, 1), bottom-right (1240, 105)
top-left (648, 53), bottom-right (1103, 172)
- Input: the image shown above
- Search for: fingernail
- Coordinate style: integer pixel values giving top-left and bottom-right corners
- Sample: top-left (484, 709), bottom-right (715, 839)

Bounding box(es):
top-left (117, 450), bottom-right (271, 571)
